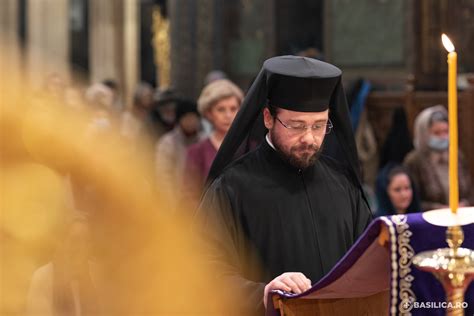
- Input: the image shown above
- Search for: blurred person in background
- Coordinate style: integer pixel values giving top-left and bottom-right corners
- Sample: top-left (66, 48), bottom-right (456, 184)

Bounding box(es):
top-left (371, 107), bottom-right (415, 214)
top-left (204, 69), bottom-right (227, 85)
top-left (43, 72), bottom-right (67, 101)
top-left (155, 99), bottom-right (202, 211)
top-left (404, 105), bottom-right (474, 211)
top-left (182, 79), bottom-right (243, 210)
top-left (120, 82), bottom-right (156, 142)
top-left (102, 79), bottom-right (122, 113)
top-left (31, 72), bottom-right (68, 109)
top-left (375, 164), bottom-right (421, 216)
top-left (26, 216), bottom-right (102, 316)
top-left (151, 88), bottom-right (179, 138)
top-left (202, 70), bottom-right (229, 135)
top-left (84, 83), bottom-right (115, 135)
top-left (64, 87), bottom-right (86, 112)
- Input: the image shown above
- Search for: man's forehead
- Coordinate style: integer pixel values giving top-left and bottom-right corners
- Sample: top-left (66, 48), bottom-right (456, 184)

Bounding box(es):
top-left (278, 108), bottom-right (329, 120)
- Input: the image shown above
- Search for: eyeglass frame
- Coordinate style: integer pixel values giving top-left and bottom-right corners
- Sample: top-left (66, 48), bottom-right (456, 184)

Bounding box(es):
top-left (274, 116), bottom-right (333, 135)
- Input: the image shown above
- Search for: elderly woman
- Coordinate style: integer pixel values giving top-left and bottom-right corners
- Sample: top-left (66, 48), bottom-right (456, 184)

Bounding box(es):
top-left (404, 105), bottom-right (473, 211)
top-left (181, 79), bottom-right (243, 210)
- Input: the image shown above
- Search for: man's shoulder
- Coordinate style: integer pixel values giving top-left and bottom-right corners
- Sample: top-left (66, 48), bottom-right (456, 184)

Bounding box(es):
top-left (222, 147), bottom-right (261, 175)
top-left (210, 147), bottom-right (262, 189)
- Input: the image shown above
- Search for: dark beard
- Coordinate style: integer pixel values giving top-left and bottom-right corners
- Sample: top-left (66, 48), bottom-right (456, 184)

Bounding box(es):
top-left (288, 144), bottom-right (321, 169)
top-left (271, 132), bottom-right (322, 170)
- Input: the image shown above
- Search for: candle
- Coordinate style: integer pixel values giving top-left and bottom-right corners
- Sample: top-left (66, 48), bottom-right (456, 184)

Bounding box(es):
top-left (441, 34), bottom-right (458, 214)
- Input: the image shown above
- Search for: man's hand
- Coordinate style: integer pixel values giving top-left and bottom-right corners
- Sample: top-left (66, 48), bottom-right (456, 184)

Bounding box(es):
top-left (263, 272), bottom-right (311, 308)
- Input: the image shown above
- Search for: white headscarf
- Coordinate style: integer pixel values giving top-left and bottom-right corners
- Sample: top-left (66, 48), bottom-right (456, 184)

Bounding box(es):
top-left (413, 105), bottom-right (447, 151)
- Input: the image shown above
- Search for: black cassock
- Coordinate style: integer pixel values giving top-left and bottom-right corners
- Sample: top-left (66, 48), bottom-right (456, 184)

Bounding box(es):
top-left (197, 140), bottom-right (372, 314)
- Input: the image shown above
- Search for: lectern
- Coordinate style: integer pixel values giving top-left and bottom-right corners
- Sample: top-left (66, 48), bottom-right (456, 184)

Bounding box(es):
top-left (268, 209), bottom-right (474, 316)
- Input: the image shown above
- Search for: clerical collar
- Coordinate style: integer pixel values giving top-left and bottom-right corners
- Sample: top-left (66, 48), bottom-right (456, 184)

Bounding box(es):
top-left (265, 133), bottom-right (276, 150)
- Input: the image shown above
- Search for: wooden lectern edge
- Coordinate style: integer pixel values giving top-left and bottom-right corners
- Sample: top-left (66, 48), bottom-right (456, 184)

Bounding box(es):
top-left (272, 291), bottom-right (390, 316)
top-left (271, 227), bottom-right (390, 314)
top-left (272, 294), bottom-right (286, 316)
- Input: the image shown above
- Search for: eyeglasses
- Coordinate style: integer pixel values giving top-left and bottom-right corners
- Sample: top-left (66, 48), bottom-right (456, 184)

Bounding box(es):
top-left (275, 116), bottom-right (333, 135)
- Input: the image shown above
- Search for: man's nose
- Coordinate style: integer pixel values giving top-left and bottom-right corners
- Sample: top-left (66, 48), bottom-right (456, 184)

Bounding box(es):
top-left (300, 129), bottom-right (319, 144)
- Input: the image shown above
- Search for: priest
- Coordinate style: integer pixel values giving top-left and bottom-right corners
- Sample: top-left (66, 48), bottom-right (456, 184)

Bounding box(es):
top-left (195, 56), bottom-right (373, 315)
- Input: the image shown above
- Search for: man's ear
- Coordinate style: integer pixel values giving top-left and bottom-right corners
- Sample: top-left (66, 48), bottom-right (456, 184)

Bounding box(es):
top-left (263, 107), bottom-right (274, 130)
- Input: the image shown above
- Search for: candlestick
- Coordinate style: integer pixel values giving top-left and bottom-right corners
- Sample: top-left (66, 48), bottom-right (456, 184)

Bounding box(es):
top-left (412, 37), bottom-right (473, 316)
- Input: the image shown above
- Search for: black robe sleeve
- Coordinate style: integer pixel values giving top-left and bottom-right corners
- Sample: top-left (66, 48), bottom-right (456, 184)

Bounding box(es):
top-left (195, 177), bottom-right (266, 315)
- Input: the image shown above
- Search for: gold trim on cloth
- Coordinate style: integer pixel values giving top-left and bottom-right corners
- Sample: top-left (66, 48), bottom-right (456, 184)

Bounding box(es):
top-left (381, 215), bottom-right (416, 315)
top-left (392, 215), bottom-right (416, 315)
top-left (381, 217), bottom-right (398, 316)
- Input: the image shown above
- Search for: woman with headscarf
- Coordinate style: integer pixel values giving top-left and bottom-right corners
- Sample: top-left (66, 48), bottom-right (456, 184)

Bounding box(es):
top-left (375, 163), bottom-right (421, 216)
top-left (181, 79), bottom-right (243, 210)
top-left (404, 105), bottom-right (473, 211)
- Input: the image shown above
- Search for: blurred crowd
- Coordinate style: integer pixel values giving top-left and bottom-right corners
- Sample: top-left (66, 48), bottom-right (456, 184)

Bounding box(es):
top-left (1, 69), bottom-right (243, 315)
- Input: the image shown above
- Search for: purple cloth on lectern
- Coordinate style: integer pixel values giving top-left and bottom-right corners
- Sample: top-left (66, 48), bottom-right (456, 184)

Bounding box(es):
top-left (266, 213), bottom-right (474, 316)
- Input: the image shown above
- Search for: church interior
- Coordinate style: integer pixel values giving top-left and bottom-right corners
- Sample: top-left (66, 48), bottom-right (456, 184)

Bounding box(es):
top-left (1, 0), bottom-right (473, 315)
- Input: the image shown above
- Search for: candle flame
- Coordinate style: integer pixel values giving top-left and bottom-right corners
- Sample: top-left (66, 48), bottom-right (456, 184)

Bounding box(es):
top-left (442, 34), bottom-right (455, 52)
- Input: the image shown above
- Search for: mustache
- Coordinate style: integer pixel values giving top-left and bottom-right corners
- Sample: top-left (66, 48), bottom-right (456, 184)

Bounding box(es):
top-left (293, 144), bottom-right (319, 151)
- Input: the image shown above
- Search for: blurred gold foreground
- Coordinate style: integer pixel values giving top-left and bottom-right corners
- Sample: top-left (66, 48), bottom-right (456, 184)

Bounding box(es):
top-left (0, 50), bottom-right (234, 315)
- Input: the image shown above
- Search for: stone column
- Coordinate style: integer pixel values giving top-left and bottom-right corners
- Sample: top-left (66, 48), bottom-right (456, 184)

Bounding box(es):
top-left (0, 0), bottom-right (18, 41)
top-left (195, 0), bottom-right (214, 94)
top-left (263, 0), bottom-right (276, 58)
top-left (168, 0), bottom-right (197, 98)
top-left (89, 0), bottom-right (138, 109)
top-left (123, 0), bottom-right (139, 109)
top-left (26, 0), bottom-right (70, 89)
top-left (0, 0), bottom-right (21, 85)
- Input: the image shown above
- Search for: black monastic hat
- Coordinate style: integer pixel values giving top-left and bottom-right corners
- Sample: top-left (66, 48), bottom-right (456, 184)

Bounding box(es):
top-left (265, 56), bottom-right (340, 112)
